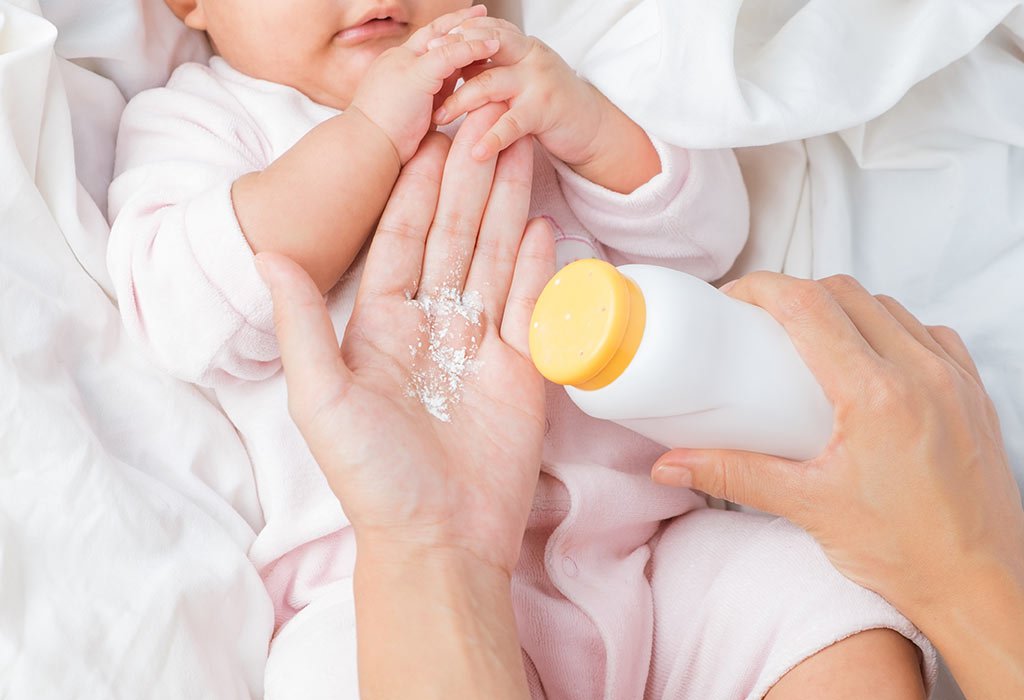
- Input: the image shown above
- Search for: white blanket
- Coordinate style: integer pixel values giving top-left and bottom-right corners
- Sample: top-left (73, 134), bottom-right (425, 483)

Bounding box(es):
top-left (1, 0), bottom-right (1021, 698)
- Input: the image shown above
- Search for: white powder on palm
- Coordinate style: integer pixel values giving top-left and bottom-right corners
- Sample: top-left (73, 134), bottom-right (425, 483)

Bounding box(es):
top-left (406, 286), bottom-right (484, 422)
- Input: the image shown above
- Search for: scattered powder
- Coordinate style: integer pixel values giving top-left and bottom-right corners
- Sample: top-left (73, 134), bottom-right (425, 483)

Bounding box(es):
top-left (405, 286), bottom-right (484, 422)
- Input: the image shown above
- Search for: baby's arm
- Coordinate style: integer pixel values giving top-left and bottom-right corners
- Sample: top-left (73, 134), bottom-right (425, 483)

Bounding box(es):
top-left (106, 10), bottom-right (500, 387)
top-left (231, 109), bottom-right (399, 294)
top-left (550, 143), bottom-right (750, 281)
top-left (435, 18), bottom-right (748, 279)
top-left (433, 17), bottom-right (661, 195)
top-left (108, 74), bottom-right (292, 387)
top-left (234, 8), bottom-right (499, 293)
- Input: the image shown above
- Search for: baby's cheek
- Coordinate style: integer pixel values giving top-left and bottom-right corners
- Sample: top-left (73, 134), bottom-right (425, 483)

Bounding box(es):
top-left (328, 48), bottom-right (391, 109)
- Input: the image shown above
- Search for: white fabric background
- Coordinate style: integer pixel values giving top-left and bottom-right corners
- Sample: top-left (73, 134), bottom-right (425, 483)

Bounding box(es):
top-left (1, 0), bottom-right (1021, 698)
top-left (1, 2), bottom-right (266, 698)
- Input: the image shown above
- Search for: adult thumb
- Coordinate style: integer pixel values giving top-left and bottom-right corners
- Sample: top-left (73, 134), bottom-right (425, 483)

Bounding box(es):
top-left (652, 448), bottom-right (804, 517)
top-left (255, 252), bottom-right (352, 425)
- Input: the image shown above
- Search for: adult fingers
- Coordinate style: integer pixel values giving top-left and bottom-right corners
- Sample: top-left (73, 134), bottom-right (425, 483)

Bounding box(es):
top-left (435, 66), bottom-right (520, 125)
top-left (816, 275), bottom-right (926, 364)
top-left (652, 447), bottom-right (810, 519)
top-left (464, 136), bottom-right (534, 326)
top-left (500, 217), bottom-right (555, 357)
top-left (358, 132), bottom-right (451, 302)
top-left (255, 252), bottom-right (352, 426)
top-left (873, 294), bottom-right (956, 362)
top-left (872, 292), bottom-right (983, 384)
top-left (419, 104), bottom-right (504, 295)
top-left (405, 4), bottom-right (487, 53)
top-left (725, 271), bottom-right (883, 402)
top-left (928, 324), bottom-right (984, 385)
top-left (472, 106), bottom-right (536, 161)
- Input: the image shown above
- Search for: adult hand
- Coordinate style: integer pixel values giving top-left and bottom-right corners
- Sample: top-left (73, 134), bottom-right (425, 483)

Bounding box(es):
top-left (257, 104), bottom-right (551, 700)
top-left (651, 272), bottom-right (1024, 698)
top-left (256, 104), bottom-right (554, 577)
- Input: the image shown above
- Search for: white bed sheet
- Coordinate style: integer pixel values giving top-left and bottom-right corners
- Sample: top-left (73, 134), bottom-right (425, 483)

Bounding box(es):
top-left (1, 2), bottom-right (268, 698)
top-left (1, 0), bottom-right (1021, 698)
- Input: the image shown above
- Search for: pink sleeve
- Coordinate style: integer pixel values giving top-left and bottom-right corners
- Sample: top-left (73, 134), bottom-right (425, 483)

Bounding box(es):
top-left (547, 137), bottom-right (749, 281)
top-left (106, 71), bottom-right (280, 387)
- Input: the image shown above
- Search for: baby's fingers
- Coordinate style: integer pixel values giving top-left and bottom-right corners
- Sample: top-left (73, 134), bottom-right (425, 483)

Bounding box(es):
top-left (472, 106), bottom-right (536, 161)
top-left (406, 4), bottom-right (487, 53)
top-left (415, 39), bottom-right (501, 92)
top-left (435, 67), bottom-right (520, 125)
top-left (427, 25), bottom-right (533, 65)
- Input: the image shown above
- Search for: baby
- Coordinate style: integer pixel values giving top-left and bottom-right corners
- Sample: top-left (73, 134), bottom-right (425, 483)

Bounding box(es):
top-left (108, 1), bottom-right (935, 698)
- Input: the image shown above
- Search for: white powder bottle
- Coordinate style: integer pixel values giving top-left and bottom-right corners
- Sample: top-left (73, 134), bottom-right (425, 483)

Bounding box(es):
top-left (528, 259), bottom-right (833, 461)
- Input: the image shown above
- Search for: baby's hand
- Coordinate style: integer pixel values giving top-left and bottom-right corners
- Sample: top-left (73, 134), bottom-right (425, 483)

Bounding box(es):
top-left (350, 6), bottom-right (501, 164)
top-left (431, 18), bottom-right (607, 166)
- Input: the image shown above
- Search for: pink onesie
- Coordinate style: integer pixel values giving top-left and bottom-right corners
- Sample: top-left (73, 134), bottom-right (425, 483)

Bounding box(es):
top-left (108, 57), bottom-right (936, 700)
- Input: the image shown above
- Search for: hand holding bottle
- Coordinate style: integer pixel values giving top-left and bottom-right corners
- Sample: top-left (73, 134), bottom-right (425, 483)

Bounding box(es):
top-left (652, 271), bottom-right (1024, 699)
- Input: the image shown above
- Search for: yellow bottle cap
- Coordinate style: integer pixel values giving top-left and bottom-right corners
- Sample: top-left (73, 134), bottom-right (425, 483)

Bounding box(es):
top-left (529, 259), bottom-right (646, 391)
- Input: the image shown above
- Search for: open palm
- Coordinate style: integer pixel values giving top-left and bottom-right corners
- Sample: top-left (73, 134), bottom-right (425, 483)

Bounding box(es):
top-left (260, 106), bottom-right (554, 573)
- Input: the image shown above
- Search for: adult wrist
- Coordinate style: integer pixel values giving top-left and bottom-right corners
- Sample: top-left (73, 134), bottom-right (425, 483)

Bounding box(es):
top-left (909, 553), bottom-right (1024, 640)
top-left (353, 534), bottom-right (528, 699)
top-left (904, 554), bottom-right (1024, 699)
top-left (355, 530), bottom-right (516, 582)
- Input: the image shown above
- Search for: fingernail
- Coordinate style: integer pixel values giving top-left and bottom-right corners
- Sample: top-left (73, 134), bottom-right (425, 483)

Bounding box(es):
top-left (719, 279), bottom-right (738, 294)
top-left (427, 37), bottom-right (447, 50)
top-left (448, 26), bottom-right (465, 36)
top-left (652, 463), bottom-right (693, 488)
top-left (434, 106), bottom-right (448, 123)
top-left (471, 142), bottom-right (490, 160)
top-left (484, 39), bottom-right (500, 51)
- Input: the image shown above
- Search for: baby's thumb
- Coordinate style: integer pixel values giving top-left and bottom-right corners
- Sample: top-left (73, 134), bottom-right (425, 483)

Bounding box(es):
top-left (652, 448), bottom-right (803, 516)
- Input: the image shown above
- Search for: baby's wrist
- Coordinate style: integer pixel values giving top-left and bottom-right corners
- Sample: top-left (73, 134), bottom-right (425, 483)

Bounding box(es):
top-left (345, 103), bottom-right (405, 169)
top-left (546, 80), bottom-right (606, 168)
top-left (555, 84), bottom-right (661, 194)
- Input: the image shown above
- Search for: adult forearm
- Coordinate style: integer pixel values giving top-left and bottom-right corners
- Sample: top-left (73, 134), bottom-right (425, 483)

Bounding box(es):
top-left (914, 559), bottom-right (1024, 699)
top-left (233, 108), bottom-right (401, 293)
top-left (354, 539), bottom-right (529, 700)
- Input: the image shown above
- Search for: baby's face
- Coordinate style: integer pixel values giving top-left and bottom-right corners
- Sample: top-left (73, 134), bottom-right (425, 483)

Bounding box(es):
top-left (184, 0), bottom-right (474, 109)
